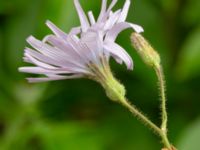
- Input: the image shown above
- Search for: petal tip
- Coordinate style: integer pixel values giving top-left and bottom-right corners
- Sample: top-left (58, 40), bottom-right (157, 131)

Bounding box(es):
top-left (126, 0), bottom-right (131, 4)
top-left (26, 35), bottom-right (35, 43)
top-left (128, 63), bottom-right (134, 70)
top-left (26, 78), bottom-right (35, 83)
top-left (137, 26), bottom-right (144, 33)
top-left (73, 0), bottom-right (80, 6)
top-left (18, 67), bottom-right (24, 72)
top-left (45, 20), bottom-right (53, 27)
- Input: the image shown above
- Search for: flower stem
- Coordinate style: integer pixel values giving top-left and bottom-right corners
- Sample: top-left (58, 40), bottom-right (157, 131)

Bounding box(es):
top-left (160, 132), bottom-right (172, 149)
top-left (120, 98), bottom-right (161, 134)
top-left (154, 66), bottom-right (168, 133)
top-left (118, 98), bottom-right (172, 149)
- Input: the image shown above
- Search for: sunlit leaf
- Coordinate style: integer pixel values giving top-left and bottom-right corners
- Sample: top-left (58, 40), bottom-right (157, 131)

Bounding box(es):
top-left (177, 119), bottom-right (200, 150)
top-left (175, 27), bottom-right (200, 80)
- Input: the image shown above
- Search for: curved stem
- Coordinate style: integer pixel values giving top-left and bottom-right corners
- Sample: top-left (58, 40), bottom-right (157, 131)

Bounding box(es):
top-left (155, 66), bottom-right (168, 133)
top-left (118, 98), bottom-right (171, 149)
top-left (120, 98), bottom-right (161, 134)
top-left (161, 133), bottom-right (172, 149)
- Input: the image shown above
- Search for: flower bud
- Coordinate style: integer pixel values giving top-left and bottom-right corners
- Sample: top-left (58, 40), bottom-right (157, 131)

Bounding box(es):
top-left (102, 75), bottom-right (126, 103)
top-left (131, 32), bottom-right (160, 68)
top-left (88, 59), bottom-right (126, 103)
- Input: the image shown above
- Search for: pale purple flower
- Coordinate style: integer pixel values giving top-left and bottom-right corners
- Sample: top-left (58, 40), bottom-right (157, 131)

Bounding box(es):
top-left (19, 0), bottom-right (143, 83)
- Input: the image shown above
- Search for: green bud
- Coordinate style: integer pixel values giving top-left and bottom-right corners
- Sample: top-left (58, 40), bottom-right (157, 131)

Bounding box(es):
top-left (102, 75), bottom-right (126, 103)
top-left (131, 32), bottom-right (160, 68)
top-left (88, 60), bottom-right (126, 103)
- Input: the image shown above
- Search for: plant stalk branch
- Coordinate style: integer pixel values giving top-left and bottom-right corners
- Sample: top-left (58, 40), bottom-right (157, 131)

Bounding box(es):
top-left (155, 66), bottom-right (168, 133)
top-left (119, 98), bottom-right (171, 149)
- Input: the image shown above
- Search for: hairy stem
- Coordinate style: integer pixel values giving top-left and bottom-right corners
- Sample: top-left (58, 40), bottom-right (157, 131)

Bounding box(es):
top-left (155, 66), bottom-right (168, 133)
top-left (119, 98), bottom-right (171, 149)
top-left (121, 98), bottom-right (171, 150)
top-left (120, 98), bottom-right (161, 134)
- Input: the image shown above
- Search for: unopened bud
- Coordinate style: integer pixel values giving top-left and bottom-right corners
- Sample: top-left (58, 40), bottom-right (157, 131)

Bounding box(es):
top-left (131, 32), bottom-right (160, 68)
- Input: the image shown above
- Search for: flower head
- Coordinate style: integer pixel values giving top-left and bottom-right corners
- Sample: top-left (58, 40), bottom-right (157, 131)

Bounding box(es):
top-left (19, 0), bottom-right (143, 84)
top-left (131, 32), bottom-right (160, 68)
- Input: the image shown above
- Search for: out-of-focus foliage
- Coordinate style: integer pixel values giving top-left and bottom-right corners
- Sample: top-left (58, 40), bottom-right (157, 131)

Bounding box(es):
top-left (176, 27), bottom-right (200, 80)
top-left (0, 0), bottom-right (200, 149)
top-left (177, 119), bottom-right (200, 150)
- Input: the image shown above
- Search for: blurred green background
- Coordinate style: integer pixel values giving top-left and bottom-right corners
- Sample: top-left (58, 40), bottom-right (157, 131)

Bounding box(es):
top-left (0, 0), bottom-right (200, 149)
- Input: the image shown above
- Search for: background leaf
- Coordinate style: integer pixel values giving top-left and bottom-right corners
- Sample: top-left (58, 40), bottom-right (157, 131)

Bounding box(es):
top-left (175, 27), bottom-right (200, 80)
top-left (177, 119), bottom-right (200, 150)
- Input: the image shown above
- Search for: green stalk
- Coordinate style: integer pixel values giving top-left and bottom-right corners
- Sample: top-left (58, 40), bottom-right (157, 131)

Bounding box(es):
top-left (154, 66), bottom-right (168, 133)
top-left (118, 97), bottom-right (171, 149)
